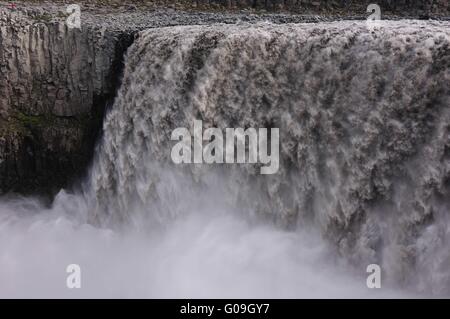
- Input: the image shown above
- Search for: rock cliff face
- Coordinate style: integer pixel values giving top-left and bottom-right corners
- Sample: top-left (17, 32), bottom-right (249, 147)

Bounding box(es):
top-left (0, 9), bottom-right (133, 194)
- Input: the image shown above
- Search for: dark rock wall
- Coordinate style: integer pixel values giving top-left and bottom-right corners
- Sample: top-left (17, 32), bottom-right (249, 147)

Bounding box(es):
top-left (0, 10), bottom-right (133, 194)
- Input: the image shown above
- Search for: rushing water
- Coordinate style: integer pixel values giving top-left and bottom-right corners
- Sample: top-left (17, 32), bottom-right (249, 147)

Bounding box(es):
top-left (0, 20), bottom-right (449, 298)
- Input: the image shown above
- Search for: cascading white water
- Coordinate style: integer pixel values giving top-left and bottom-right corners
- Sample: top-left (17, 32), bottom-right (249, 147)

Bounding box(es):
top-left (0, 20), bottom-right (449, 298)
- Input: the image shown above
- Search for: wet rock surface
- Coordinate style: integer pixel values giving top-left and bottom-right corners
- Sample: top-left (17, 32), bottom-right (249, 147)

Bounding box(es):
top-left (0, 7), bottom-right (134, 194)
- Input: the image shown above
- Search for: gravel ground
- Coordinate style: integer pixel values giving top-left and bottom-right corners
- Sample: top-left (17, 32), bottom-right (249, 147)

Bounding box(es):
top-left (1, 1), bottom-right (448, 33)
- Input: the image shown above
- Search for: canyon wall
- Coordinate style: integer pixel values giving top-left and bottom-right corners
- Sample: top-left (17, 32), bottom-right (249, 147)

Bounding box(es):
top-left (0, 9), bottom-right (133, 194)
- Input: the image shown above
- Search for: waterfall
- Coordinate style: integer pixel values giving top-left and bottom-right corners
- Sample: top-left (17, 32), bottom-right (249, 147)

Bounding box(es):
top-left (90, 21), bottom-right (450, 293)
top-left (0, 20), bottom-right (449, 297)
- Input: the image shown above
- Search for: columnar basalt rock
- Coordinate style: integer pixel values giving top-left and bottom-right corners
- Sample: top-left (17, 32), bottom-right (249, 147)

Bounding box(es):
top-left (0, 9), bottom-right (134, 194)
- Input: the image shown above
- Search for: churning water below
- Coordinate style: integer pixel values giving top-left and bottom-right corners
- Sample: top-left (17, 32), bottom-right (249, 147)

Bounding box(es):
top-left (0, 191), bottom-right (412, 298)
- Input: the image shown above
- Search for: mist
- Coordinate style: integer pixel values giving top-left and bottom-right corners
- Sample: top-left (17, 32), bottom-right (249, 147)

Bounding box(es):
top-left (0, 191), bottom-right (411, 298)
